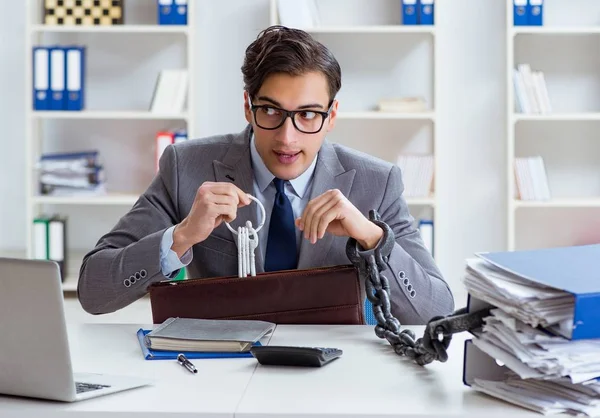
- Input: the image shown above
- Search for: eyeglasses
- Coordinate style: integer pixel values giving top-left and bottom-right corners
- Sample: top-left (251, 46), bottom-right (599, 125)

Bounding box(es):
top-left (250, 101), bottom-right (334, 134)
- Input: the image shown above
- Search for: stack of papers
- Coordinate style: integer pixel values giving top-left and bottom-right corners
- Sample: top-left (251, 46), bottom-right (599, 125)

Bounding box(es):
top-left (470, 309), bottom-right (600, 416)
top-left (473, 374), bottom-right (600, 416)
top-left (474, 309), bottom-right (600, 383)
top-left (144, 317), bottom-right (275, 353)
top-left (464, 258), bottom-right (575, 338)
top-left (462, 246), bottom-right (600, 416)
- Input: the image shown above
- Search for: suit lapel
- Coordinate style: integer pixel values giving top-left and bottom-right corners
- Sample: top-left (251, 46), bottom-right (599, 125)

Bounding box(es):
top-left (297, 142), bottom-right (356, 269)
top-left (212, 125), bottom-right (265, 273)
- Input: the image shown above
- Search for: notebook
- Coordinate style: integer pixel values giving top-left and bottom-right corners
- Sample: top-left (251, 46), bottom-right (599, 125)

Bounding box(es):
top-left (136, 329), bottom-right (260, 360)
top-left (144, 317), bottom-right (275, 352)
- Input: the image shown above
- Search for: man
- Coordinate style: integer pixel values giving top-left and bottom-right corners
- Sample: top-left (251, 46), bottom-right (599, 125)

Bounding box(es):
top-left (78, 26), bottom-right (454, 324)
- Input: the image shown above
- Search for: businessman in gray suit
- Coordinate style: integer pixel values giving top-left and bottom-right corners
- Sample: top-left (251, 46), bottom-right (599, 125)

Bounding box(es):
top-left (78, 26), bottom-right (454, 324)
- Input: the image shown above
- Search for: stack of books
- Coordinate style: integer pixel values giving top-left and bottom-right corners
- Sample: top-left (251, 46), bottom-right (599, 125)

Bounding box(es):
top-left (138, 317), bottom-right (275, 360)
top-left (37, 150), bottom-right (105, 197)
top-left (377, 97), bottom-right (428, 113)
top-left (513, 64), bottom-right (552, 114)
top-left (514, 156), bottom-right (551, 201)
top-left (462, 244), bottom-right (600, 416)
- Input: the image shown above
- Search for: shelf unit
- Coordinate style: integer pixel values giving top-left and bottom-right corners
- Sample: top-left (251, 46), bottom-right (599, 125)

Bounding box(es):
top-left (512, 26), bottom-right (600, 35)
top-left (514, 199), bottom-right (600, 208)
top-left (32, 194), bottom-right (140, 206)
top-left (514, 113), bottom-right (600, 122)
top-left (269, 0), bottom-right (438, 256)
top-left (506, 0), bottom-right (600, 251)
top-left (30, 24), bottom-right (190, 34)
top-left (303, 25), bottom-right (436, 34)
top-left (24, 0), bottom-right (195, 292)
top-left (31, 111), bottom-right (189, 120)
top-left (336, 111), bottom-right (435, 121)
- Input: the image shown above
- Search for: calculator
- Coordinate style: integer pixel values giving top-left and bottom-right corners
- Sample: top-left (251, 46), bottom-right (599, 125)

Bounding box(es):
top-left (250, 345), bottom-right (343, 367)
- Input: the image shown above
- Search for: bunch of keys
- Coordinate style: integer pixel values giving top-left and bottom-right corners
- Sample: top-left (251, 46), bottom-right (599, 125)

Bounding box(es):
top-left (225, 195), bottom-right (266, 278)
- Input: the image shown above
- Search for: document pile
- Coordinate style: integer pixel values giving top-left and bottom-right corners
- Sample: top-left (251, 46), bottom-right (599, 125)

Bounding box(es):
top-left (37, 150), bottom-right (105, 196)
top-left (144, 317), bottom-right (275, 353)
top-left (462, 244), bottom-right (600, 416)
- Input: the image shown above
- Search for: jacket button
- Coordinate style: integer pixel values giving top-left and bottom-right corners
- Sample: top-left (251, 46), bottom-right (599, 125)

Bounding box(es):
top-left (140, 269), bottom-right (147, 278)
top-left (130, 275), bottom-right (136, 284)
top-left (398, 271), bottom-right (406, 279)
top-left (123, 278), bottom-right (131, 287)
top-left (403, 278), bottom-right (410, 286)
top-left (135, 272), bottom-right (141, 280)
top-left (410, 290), bottom-right (416, 298)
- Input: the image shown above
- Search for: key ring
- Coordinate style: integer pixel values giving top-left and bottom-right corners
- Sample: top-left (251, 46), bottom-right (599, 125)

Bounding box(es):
top-left (224, 194), bottom-right (266, 235)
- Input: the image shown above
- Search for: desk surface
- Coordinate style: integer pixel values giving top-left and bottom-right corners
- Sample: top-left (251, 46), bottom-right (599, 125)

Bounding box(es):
top-left (0, 324), bottom-right (545, 418)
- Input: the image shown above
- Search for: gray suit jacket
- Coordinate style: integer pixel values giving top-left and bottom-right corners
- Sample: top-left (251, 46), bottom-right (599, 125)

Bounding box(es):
top-left (78, 125), bottom-right (454, 324)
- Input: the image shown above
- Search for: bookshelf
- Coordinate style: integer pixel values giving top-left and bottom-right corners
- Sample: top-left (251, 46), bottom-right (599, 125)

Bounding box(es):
top-left (270, 0), bottom-right (438, 258)
top-left (24, 0), bottom-right (195, 292)
top-left (506, 0), bottom-right (600, 251)
top-left (31, 111), bottom-right (189, 120)
top-left (302, 25), bottom-right (436, 34)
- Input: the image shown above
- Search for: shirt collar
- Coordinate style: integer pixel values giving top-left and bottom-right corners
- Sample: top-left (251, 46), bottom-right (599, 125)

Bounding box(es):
top-left (250, 134), bottom-right (317, 198)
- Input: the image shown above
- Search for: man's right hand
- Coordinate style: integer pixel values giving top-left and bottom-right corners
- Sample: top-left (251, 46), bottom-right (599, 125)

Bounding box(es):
top-left (171, 182), bottom-right (251, 258)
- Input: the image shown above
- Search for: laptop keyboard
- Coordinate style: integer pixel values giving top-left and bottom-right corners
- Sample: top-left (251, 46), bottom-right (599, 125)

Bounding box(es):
top-left (75, 382), bottom-right (111, 394)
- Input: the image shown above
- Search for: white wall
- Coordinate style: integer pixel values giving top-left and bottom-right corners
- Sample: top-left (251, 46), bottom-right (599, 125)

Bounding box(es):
top-left (0, 0), bottom-right (508, 307)
top-left (0, 1), bottom-right (26, 248)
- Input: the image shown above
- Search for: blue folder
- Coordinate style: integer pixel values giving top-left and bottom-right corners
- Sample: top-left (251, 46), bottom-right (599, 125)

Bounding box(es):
top-left (65, 46), bottom-right (85, 111)
top-left (401, 0), bottom-right (418, 25)
top-left (472, 244), bottom-right (600, 340)
top-left (136, 329), bottom-right (259, 360)
top-left (157, 0), bottom-right (187, 25)
top-left (157, 0), bottom-right (173, 25)
top-left (528, 0), bottom-right (543, 26)
top-left (513, 0), bottom-right (528, 26)
top-left (32, 47), bottom-right (50, 110)
top-left (419, 0), bottom-right (434, 26)
top-left (49, 46), bottom-right (66, 111)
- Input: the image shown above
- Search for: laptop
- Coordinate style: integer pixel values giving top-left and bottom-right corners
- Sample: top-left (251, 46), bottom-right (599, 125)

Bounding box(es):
top-left (0, 257), bottom-right (151, 402)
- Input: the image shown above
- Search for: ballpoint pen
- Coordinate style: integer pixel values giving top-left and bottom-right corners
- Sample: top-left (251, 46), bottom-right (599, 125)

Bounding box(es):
top-left (177, 353), bottom-right (197, 374)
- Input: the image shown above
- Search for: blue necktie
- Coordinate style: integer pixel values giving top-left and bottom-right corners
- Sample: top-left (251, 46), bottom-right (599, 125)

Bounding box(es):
top-left (264, 178), bottom-right (297, 271)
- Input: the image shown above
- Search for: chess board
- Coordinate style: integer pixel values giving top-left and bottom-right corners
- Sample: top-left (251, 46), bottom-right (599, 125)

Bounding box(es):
top-left (43, 0), bottom-right (124, 26)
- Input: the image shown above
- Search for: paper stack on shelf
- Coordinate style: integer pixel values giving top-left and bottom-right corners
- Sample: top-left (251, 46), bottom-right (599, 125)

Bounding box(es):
top-left (396, 154), bottom-right (434, 198)
top-left (462, 244), bottom-right (600, 416)
top-left (37, 150), bottom-right (106, 197)
top-left (514, 156), bottom-right (551, 201)
top-left (377, 97), bottom-right (427, 113)
top-left (513, 64), bottom-right (552, 114)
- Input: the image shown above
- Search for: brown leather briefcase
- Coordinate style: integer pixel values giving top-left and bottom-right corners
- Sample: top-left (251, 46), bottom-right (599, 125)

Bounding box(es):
top-left (148, 265), bottom-right (365, 325)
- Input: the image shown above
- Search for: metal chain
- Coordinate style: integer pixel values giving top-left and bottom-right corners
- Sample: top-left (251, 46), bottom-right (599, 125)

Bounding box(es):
top-left (346, 210), bottom-right (490, 366)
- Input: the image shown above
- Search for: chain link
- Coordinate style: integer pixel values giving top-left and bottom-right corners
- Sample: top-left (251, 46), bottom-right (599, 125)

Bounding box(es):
top-left (346, 210), bottom-right (490, 366)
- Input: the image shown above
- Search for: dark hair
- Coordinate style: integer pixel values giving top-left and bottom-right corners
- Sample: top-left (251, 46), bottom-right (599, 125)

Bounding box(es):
top-left (241, 25), bottom-right (342, 103)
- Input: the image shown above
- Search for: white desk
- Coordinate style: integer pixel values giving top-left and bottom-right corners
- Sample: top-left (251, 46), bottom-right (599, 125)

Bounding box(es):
top-left (236, 325), bottom-right (538, 418)
top-left (0, 324), bottom-right (545, 417)
top-left (0, 323), bottom-right (265, 418)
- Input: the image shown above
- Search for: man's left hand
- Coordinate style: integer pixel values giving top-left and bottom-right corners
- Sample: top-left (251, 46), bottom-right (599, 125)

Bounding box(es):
top-left (295, 189), bottom-right (383, 250)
